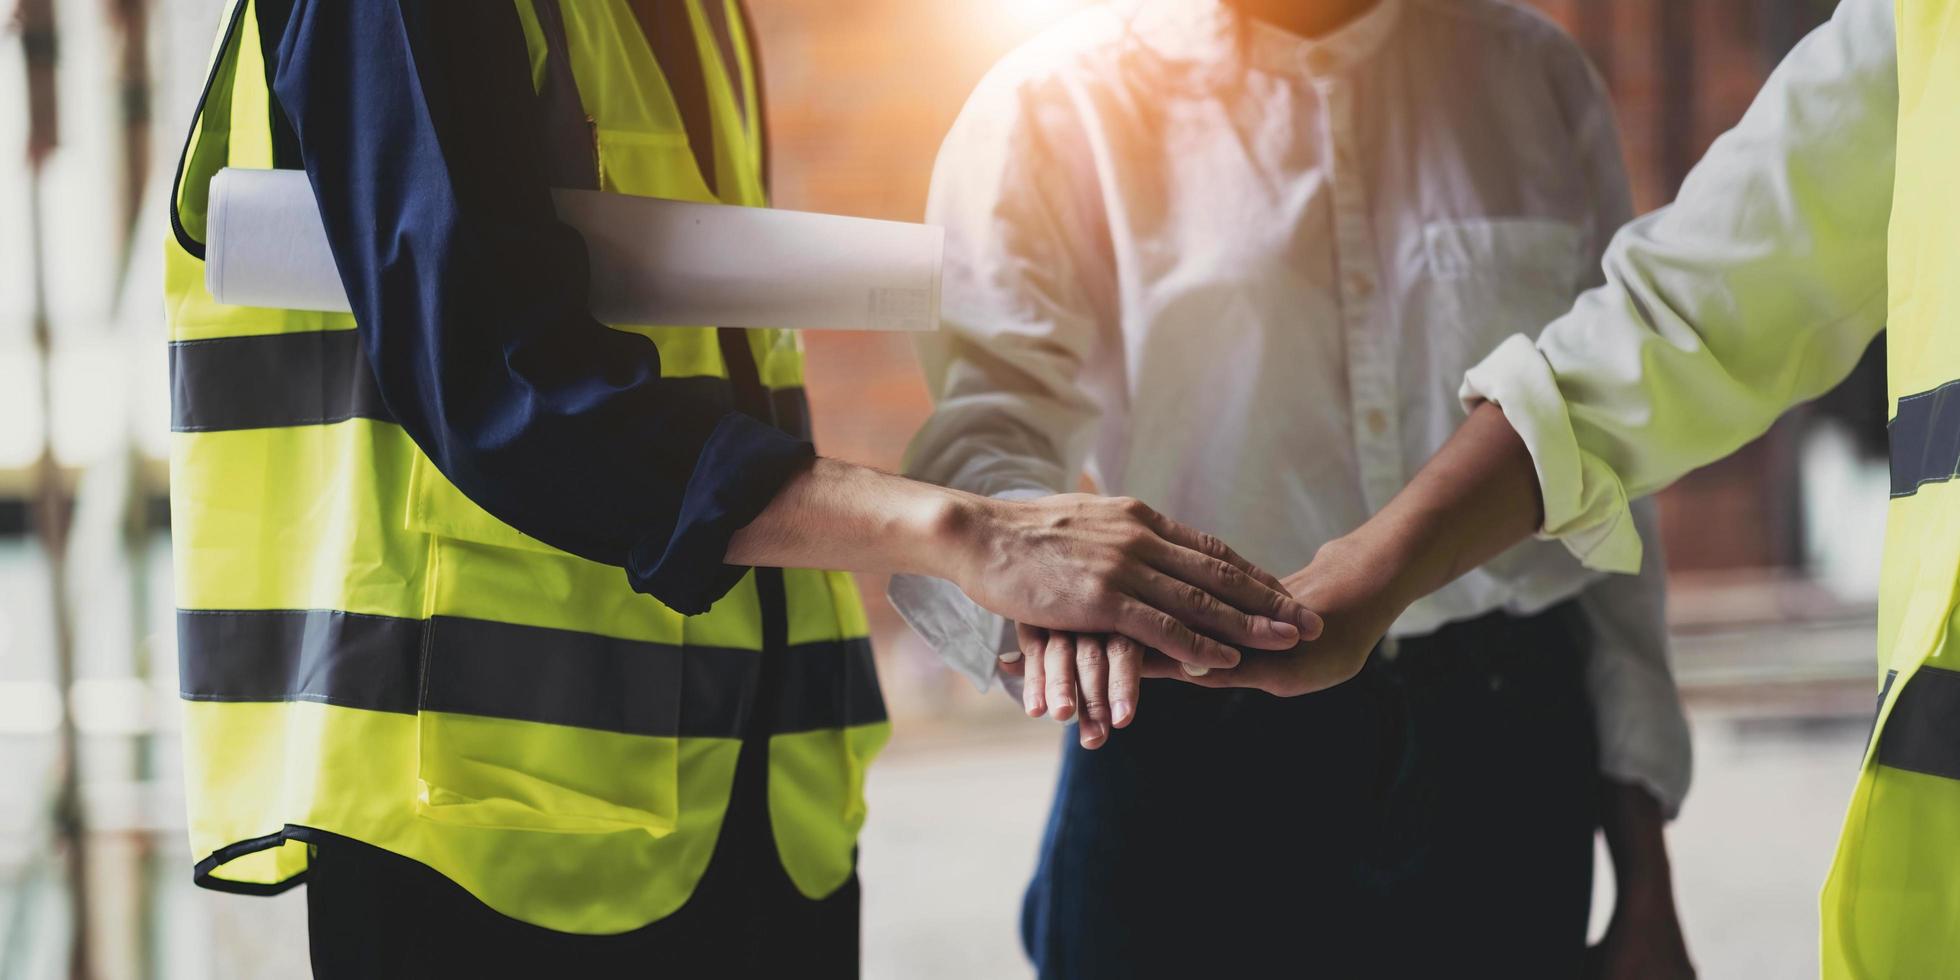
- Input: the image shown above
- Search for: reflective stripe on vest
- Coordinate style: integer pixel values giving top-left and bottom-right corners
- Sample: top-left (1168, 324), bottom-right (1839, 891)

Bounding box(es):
top-left (165, 0), bottom-right (885, 933)
top-left (1886, 379), bottom-right (1960, 498)
top-left (178, 609), bottom-right (881, 738)
top-left (1874, 665), bottom-right (1960, 781)
top-left (167, 330), bottom-right (813, 439)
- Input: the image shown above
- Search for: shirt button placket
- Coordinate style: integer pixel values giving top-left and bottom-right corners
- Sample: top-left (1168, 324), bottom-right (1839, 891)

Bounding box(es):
top-left (1322, 77), bottom-right (1401, 513)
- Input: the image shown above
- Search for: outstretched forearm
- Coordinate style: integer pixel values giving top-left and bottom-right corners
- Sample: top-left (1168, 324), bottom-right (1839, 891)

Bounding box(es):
top-left (727, 457), bottom-right (972, 580)
top-left (729, 458), bottom-right (1323, 669)
top-left (1339, 402), bottom-right (1544, 613)
top-left (1160, 403), bottom-right (1543, 697)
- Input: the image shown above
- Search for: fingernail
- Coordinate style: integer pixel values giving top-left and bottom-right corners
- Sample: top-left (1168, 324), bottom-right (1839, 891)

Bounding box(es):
top-left (1268, 619), bottom-right (1299, 641)
top-left (1182, 663), bottom-right (1210, 677)
top-left (999, 650), bottom-right (1023, 664)
top-left (1112, 699), bottom-right (1133, 726)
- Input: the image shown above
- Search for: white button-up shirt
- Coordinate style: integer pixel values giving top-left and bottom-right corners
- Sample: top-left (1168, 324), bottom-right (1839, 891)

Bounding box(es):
top-left (890, 0), bottom-right (1690, 813)
top-left (1461, 0), bottom-right (1895, 580)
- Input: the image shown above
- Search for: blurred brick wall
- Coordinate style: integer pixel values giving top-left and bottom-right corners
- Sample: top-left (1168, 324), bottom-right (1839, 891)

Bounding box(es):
top-left (745, 0), bottom-right (1835, 680)
top-left (748, 0), bottom-right (1096, 479)
top-left (1534, 0), bottom-right (1781, 212)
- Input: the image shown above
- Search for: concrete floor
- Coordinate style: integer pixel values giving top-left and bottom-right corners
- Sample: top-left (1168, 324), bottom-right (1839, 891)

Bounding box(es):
top-left (857, 693), bottom-right (1867, 980)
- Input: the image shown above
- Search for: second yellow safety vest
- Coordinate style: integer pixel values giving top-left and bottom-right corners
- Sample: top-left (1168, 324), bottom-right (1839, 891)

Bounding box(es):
top-left (1820, 1), bottom-right (1960, 974)
top-left (165, 0), bottom-right (888, 934)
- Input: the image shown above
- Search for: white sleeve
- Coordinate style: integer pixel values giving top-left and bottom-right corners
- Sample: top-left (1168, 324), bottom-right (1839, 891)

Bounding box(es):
top-left (887, 61), bottom-right (1114, 691)
top-left (1462, 0), bottom-right (1897, 573)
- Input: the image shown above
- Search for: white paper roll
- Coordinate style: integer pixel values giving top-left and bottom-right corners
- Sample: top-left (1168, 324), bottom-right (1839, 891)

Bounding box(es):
top-left (205, 167), bottom-right (942, 332)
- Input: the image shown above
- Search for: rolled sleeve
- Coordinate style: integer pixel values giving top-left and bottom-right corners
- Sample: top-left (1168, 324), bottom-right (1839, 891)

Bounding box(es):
top-left (1461, 336), bottom-right (1642, 574)
top-left (633, 414), bottom-right (813, 614)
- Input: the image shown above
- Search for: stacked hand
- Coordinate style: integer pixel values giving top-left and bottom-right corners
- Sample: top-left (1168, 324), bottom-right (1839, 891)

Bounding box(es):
top-left (1170, 535), bottom-right (1403, 696)
top-left (944, 492), bottom-right (1325, 682)
top-left (983, 402), bottom-right (1547, 742)
top-left (1004, 534), bottom-right (1408, 747)
top-left (735, 466), bottom-right (1329, 723)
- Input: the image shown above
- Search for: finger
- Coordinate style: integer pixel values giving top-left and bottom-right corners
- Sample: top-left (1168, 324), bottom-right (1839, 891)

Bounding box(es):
top-left (1137, 646), bottom-right (1276, 684)
top-left (1106, 635), bottom-right (1143, 728)
top-left (1171, 648), bottom-right (1364, 697)
top-left (1111, 597), bottom-right (1243, 669)
top-left (1045, 631), bottom-right (1077, 723)
top-left (1137, 507), bottom-right (1293, 595)
top-left (1147, 545), bottom-right (1326, 643)
top-left (1132, 567), bottom-right (1303, 652)
top-left (1140, 653), bottom-right (1195, 681)
top-left (1006, 623), bottom-right (1041, 668)
top-left (1021, 627), bottom-right (1048, 718)
top-left (1005, 622), bottom-right (1045, 680)
top-left (1075, 635), bottom-right (1111, 748)
top-left (1142, 652), bottom-right (1285, 689)
top-left (1166, 656), bottom-right (1283, 689)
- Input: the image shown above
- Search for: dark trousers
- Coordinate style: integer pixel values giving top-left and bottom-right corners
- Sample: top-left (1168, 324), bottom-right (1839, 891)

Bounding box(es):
top-left (1022, 604), bottom-right (1601, 980)
top-left (305, 709), bottom-right (860, 977)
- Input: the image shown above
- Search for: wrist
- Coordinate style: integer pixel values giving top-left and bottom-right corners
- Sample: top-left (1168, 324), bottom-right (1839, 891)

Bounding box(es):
top-left (1318, 518), bottom-right (1429, 617)
top-left (902, 485), bottom-right (1001, 586)
top-left (1336, 402), bottom-right (1542, 605)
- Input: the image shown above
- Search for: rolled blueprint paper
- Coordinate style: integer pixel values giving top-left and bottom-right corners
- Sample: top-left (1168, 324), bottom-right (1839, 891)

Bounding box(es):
top-left (204, 167), bottom-right (942, 332)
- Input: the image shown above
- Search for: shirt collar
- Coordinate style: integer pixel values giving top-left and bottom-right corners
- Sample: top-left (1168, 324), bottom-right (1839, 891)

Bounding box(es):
top-left (1117, 0), bottom-right (1404, 86)
top-left (1237, 0), bottom-right (1403, 79)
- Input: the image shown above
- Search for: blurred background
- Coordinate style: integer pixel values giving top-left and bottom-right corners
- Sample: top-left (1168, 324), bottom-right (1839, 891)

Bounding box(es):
top-left (0, 0), bottom-right (1884, 976)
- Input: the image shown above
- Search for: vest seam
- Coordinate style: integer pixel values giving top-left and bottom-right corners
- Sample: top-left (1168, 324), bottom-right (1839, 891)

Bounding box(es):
top-left (172, 414), bottom-right (390, 433)
top-left (1872, 758), bottom-right (1960, 782)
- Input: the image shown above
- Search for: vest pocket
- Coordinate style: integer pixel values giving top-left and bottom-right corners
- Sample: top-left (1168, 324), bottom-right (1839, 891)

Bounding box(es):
top-left (405, 453), bottom-right (568, 557)
top-left (414, 663), bottom-right (683, 838)
top-left (406, 456), bottom-right (689, 838)
top-left (411, 594), bottom-right (686, 839)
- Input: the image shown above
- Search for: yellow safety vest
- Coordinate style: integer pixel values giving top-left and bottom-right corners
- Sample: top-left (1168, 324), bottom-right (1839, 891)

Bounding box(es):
top-left (165, 0), bottom-right (888, 934)
top-left (1821, 2), bottom-right (1960, 973)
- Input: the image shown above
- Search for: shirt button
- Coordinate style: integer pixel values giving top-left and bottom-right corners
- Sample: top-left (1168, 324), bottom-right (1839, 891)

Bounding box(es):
top-left (1348, 273), bottom-right (1374, 299)
top-left (1365, 409), bottom-right (1389, 436)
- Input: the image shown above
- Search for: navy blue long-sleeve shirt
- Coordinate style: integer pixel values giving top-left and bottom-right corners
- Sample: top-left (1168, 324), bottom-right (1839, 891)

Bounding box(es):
top-left (263, 1), bottom-right (812, 615)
